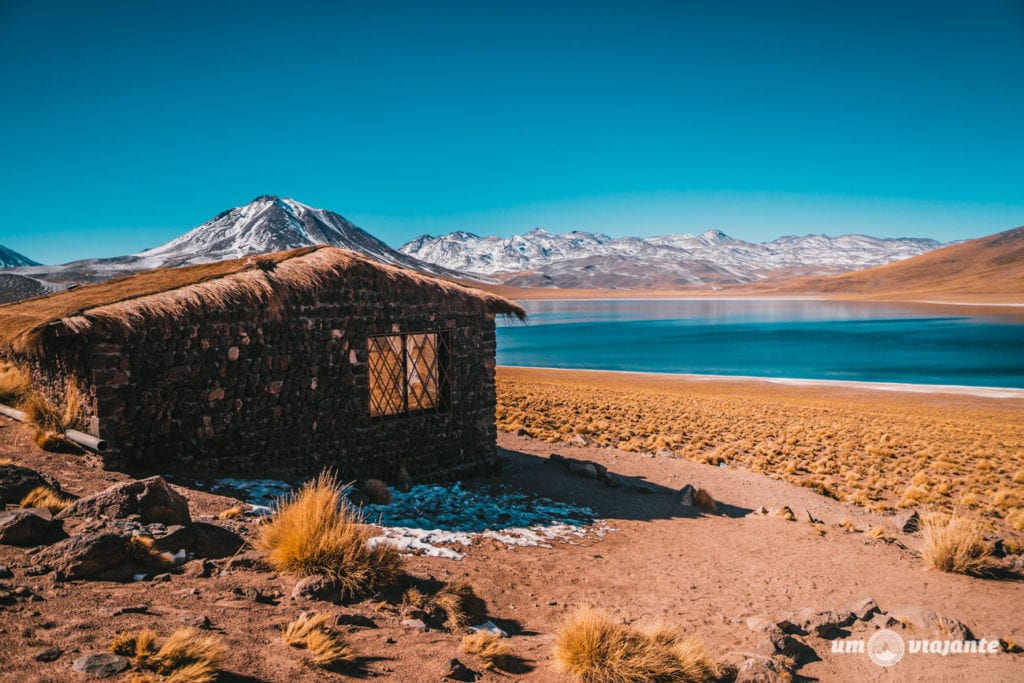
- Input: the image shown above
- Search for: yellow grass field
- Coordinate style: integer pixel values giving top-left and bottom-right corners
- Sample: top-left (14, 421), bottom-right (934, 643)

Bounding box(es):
top-left (496, 367), bottom-right (1024, 536)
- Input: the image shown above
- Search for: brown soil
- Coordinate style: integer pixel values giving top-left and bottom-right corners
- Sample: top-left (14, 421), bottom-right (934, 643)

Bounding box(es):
top-left (2, 384), bottom-right (1023, 681)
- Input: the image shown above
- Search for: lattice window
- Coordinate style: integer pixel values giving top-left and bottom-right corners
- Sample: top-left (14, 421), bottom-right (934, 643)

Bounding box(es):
top-left (368, 331), bottom-right (450, 418)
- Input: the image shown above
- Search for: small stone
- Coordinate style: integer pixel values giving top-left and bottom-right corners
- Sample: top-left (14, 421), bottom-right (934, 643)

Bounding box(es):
top-left (72, 653), bottom-right (130, 678)
top-left (111, 604), bottom-right (149, 616)
top-left (34, 645), bottom-right (62, 662)
top-left (292, 574), bottom-right (342, 602)
top-left (24, 564), bottom-right (49, 576)
top-left (179, 614), bottom-right (211, 628)
top-left (849, 597), bottom-right (880, 621)
top-left (182, 559), bottom-right (216, 578)
top-left (401, 618), bottom-right (427, 631)
top-left (567, 461), bottom-right (598, 479)
top-left (745, 615), bottom-right (776, 633)
top-left (893, 510), bottom-right (921, 533)
top-left (679, 484), bottom-right (695, 507)
top-left (151, 573), bottom-right (171, 582)
top-left (444, 658), bottom-right (479, 681)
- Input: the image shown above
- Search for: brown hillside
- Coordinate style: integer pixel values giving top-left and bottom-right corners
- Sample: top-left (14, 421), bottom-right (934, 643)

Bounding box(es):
top-left (771, 225), bottom-right (1024, 303)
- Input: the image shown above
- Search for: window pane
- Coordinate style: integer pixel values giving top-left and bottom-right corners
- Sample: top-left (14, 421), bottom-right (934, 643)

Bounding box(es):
top-left (368, 335), bottom-right (404, 416)
top-left (406, 333), bottom-right (439, 411)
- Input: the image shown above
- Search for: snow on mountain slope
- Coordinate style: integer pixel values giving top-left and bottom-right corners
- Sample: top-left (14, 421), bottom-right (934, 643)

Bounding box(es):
top-left (0, 244), bottom-right (39, 268)
top-left (401, 228), bottom-right (943, 287)
top-left (136, 195), bottom-right (451, 275)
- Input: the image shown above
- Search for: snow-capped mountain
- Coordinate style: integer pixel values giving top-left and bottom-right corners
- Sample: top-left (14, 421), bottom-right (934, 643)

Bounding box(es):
top-left (135, 195), bottom-right (450, 275)
top-left (6, 196), bottom-right (463, 294)
top-left (0, 244), bottom-right (39, 268)
top-left (400, 228), bottom-right (943, 288)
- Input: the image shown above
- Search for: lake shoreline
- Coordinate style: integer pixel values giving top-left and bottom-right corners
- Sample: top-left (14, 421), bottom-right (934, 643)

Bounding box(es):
top-left (498, 364), bottom-right (1024, 398)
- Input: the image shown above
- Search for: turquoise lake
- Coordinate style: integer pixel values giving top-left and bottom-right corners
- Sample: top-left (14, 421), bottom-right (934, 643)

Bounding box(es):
top-left (494, 299), bottom-right (1024, 389)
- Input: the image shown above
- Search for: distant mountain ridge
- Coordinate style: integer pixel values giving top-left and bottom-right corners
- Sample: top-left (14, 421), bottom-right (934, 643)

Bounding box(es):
top-left (400, 228), bottom-right (943, 288)
top-left (0, 244), bottom-right (39, 268)
top-left (771, 224), bottom-right (1024, 302)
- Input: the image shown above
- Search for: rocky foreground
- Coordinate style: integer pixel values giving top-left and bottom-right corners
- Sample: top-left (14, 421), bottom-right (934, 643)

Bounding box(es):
top-left (1, 415), bottom-right (1023, 681)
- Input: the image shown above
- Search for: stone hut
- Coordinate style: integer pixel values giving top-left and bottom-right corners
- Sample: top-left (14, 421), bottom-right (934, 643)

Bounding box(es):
top-left (0, 246), bottom-right (525, 481)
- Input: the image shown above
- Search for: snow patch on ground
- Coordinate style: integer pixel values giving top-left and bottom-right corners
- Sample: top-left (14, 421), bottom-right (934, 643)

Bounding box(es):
top-left (208, 478), bottom-right (610, 560)
top-left (363, 483), bottom-right (610, 560)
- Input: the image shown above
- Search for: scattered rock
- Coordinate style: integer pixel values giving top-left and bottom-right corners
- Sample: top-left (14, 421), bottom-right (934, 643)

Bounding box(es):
top-left (111, 604), bottom-right (149, 616)
top-left (179, 614), bottom-right (211, 628)
top-left (887, 606), bottom-right (938, 630)
top-left (57, 476), bottom-right (191, 526)
top-left (401, 618), bottom-right (427, 631)
top-left (849, 597), bottom-right (880, 621)
top-left (71, 653), bottom-right (130, 678)
top-left (34, 646), bottom-right (62, 662)
top-left (152, 522), bottom-right (244, 559)
top-left (151, 573), bottom-right (171, 582)
top-left (0, 465), bottom-right (55, 507)
top-left (870, 612), bottom-right (898, 629)
top-left (567, 461), bottom-right (598, 479)
top-left (292, 574), bottom-right (342, 602)
top-left (679, 484), bottom-right (695, 507)
top-left (335, 613), bottom-right (377, 629)
top-left (24, 564), bottom-right (49, 576)
top-left (0, 508), bottom-right (52, 546)
top-left (745, 615), bottom-right (776, 633)
top-left (735, 655), bottom-right (794, 683)
top-left (938, 616), bottom-right (974, 641)
top-left (444, 658), bottom-right (479, 681)
top-left (893, 510), bottom-right (921, 533)
top-left (34, 532), bottom-right (131, 580)
top-left (182, 559), bottom-right (216, 578)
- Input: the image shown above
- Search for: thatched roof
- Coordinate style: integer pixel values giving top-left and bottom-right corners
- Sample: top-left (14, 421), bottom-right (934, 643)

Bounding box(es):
top-left (0, 246), bottom-right (525, 356)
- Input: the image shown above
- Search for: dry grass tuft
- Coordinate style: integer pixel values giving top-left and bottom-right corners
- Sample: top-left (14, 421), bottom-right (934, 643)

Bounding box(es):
top-left (20, 485), bottom-right (69, 513)
top-left (127, 536), bottom-right (172, 568)
top-left (692, 488), bottom-right (716, 513)
top-left (21, 380), bottom-right (84, 452)
top-left (259, 470), bottom-right (404, 598)
top-left (111, 630), bottom-right (138, 656)
top-left (110, 628), bottom-right (158, 667)
top-left (152, 628), bottom-right (225, 676)
top-left (218, 504), bottom-right (246, 520)
top-left (866, 527), bottom-right (886, 539)
top-left (435, 582), bottom-right (488, 630)
top-left (0, 362), bottom-right (30, 404)
top-left (773, 506), bottom-right (796, 521)
top-left (283, 612), bottom-right (357, 669)
top-left (554, 608), bottom-right (720, 683)
top-left (283, 612), bottom-right (330, 646)
top-left (463, 631), bottom-right (511, 671)
top-left (305, 628), bottom-right (358, 668)
top-left (402, 587), bottom-right (426, 609)
top-left (360, 478), bottom-right (393, 506)
top-left (0, 457), bottom-right (13, 466)
top-left (920, 513), bottom-right (995, 576)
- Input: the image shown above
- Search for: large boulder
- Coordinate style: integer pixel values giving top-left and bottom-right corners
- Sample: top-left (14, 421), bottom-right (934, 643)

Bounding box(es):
top-left (71, 653), bottom-right (129, 678)
top-left (0, 508), bottom-right (52, 546)
top-left (33, 532), bottom-right (131, 579)
top-left (56, 476), bottom-right (190, 526)
top-left (0, 464), bottom-right (54, 506)
top-left (151, 522), bottom-right (244, 559)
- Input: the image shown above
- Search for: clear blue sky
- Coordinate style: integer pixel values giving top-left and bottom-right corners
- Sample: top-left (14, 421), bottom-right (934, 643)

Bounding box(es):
top-left (2, 0), bottom-right (1023, 264)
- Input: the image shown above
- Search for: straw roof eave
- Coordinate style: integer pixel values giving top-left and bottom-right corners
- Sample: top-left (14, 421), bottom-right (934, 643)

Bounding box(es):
top-left (0, 246), bottom-right (525, 357)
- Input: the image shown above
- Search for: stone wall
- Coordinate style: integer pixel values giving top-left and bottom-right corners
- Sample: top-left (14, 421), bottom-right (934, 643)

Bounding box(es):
top-left (23, 282), bottom-right (501, 483)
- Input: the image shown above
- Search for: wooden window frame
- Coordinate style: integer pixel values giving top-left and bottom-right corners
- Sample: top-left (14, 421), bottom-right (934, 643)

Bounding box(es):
top-left (367, 330), bottom-right (452, 419)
